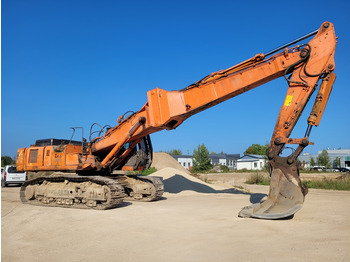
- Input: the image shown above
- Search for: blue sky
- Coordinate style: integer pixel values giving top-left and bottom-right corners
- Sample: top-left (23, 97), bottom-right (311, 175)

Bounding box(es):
top-left (2, 0), bottom-right (350, 158)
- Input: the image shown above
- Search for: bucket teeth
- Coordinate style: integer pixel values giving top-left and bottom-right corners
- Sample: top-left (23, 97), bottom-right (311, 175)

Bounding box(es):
top-left (239, 157), bottom-right (307, 219)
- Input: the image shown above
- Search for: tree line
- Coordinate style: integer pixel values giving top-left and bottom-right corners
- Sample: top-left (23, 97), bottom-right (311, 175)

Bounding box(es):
top-left (310, 150), bottom-right (332, 168)
top-left (1, 156), bottom-right (15, 167)
top-left (164, 143), bottom-right (270, 172)
top-left (164, 144), bottom-right (335, 172)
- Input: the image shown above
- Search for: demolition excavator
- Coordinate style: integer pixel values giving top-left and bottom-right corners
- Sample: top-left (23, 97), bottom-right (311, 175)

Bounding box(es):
top-left (17, 22), bottom-right (337, 219)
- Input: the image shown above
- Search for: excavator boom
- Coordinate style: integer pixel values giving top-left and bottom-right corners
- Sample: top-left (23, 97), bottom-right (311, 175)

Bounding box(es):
top-left (17, 22), bottom-right (337, 219)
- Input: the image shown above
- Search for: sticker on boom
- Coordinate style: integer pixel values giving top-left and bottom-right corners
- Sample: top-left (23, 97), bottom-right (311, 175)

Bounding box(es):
top-left (284, 95), bottom-right (293, 106)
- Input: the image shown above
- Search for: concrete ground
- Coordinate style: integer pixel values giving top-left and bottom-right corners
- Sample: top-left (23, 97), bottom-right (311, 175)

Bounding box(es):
top-left (1, 173), bottom-right (350, 262)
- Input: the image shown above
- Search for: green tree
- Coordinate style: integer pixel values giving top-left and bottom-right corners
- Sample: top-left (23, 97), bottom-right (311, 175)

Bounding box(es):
top-left (244, 144), bottom-right (269, 156)
top-left (310, 156), bottom-right (316, 167)
top-left (192, 144), bottom-right (213, 172)
top-left (317, 150), bottom-right (331, 168)
top-left (167, 149), bottom-right (182, 155)
top-left (1, 156), bottom-right (14, 167)
top-left (335, 157), bottom-right (340, 168)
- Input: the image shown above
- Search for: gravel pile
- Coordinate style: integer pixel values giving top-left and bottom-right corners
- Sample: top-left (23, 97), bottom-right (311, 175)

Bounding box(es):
top-left (151, 153), bottom-right (224, 194)
top-left (151, 152), bottom-right (189, 173)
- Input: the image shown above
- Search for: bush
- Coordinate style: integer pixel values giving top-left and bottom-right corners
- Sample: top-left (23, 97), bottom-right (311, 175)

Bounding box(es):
top-left (245, 173), bottom-right (270, 185)
top-left (220, 165), bottom-right (230, 173)
top-left (302, 175), bottom-right (350, 191)
top-left (245, 172), bottom-right (350, 191)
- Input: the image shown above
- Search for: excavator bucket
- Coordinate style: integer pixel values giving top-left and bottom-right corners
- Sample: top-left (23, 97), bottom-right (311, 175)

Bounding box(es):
top-left (238, 155), bottom-right (308, 219)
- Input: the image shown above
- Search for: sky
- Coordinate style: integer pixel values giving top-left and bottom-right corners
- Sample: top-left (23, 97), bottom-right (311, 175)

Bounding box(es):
top-left (1, 0), bottom-right (350, 159)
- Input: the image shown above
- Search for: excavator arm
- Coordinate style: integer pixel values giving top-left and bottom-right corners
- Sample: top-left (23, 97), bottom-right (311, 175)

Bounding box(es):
top-left (91, 22), bottom-right (336, 168)
top-left (87, 22), bottom-right (336, 219)
top-left (17, 22), bottom-right (337, 219)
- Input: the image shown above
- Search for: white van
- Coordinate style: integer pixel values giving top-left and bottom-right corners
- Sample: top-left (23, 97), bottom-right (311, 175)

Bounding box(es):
top-left (1, 165), bottom-right (27, 187)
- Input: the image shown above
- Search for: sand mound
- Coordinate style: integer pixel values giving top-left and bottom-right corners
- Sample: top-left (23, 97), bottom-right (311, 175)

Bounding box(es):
top-left (152, 167), bottom-right (225, 195)
top-left (151, 153), bottom-right (236, 195)
top-left (151, 152), bottom-right (189, 174)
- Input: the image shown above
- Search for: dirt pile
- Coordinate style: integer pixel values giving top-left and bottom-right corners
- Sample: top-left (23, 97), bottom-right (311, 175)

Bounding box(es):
top-left (150, 153), bottom-right (235, 194)
top-left (152, 167), bottom-right (226, 194)
top-left (151, 152), bottom-right (189, 173)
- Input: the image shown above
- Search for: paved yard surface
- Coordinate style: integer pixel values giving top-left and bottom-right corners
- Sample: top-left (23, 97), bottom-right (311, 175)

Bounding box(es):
top-left (2, 171), bottom-right (350, 262)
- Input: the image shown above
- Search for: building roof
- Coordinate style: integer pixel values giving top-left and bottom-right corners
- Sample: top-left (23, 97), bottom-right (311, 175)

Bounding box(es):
top-left (171, 155), bottom-right (193, 159)
top-left (171, 153), bottom-right (240, 160)
top-left (209, 153), bottom-right (240, 160)
top-left (237, 154), bottom-right (266, 162)
top-left (319, 149), bottom-right (350, 155)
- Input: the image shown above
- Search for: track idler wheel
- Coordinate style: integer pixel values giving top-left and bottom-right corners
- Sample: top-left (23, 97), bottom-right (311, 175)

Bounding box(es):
top-left (238, 155), bottom-right (308, 219)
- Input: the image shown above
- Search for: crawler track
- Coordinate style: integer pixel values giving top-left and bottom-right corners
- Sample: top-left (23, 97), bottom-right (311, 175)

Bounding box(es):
top-left (139, 176), bottom-right (164, 201)
top-left (115, 175), bottom-right (164, 202)
top-left (20, 175), bottom-right (124, 210)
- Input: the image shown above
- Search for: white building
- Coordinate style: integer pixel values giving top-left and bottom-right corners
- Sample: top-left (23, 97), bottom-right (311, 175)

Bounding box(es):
top-left (171, 153), bottom-right (240, 170)
top-left (236, 154), bottom-right (266, 170)
top-left (209, 153), bottom-right (240, 170)
top-left (173, 155), bottom-right (193, 169)
top-left (298, 149), bottom-right (350, 169)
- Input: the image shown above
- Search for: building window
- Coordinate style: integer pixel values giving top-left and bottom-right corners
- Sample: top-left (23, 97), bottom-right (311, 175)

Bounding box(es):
top-left (254, 162), bottom-right (257, 168)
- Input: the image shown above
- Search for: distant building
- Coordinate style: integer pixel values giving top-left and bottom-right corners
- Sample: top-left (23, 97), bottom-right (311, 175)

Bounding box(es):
top-left (236, 154), bottom-right (266, 170)
top-left (298, 149), bottom-right (350, 169)
top-left (172, 155), bottom-right (193, 169)
top-left (171, 153), bottom-right (240, 170)
top-left (209, 153), bottom-right (240, 170)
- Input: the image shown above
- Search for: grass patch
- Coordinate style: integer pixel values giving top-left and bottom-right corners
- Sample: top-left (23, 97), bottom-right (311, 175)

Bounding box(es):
top-left (236, 168), bottom-right (267, 173)
top-left (245, 172), bottom-right (350, 191)
top-left (139, 167), bottom-right (157, 176)
top-left (245, 173), bottom-right (270, 185)
top-left (302, 175), bottom-right (350, 191)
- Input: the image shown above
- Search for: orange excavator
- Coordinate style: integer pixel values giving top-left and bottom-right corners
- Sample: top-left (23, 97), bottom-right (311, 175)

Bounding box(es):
top-left (17, 22), bottom-right (336, 219)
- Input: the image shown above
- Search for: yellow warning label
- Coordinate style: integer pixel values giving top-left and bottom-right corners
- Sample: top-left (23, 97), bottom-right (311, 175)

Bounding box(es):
top-left (284, 95), bottom-right (293, 106)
